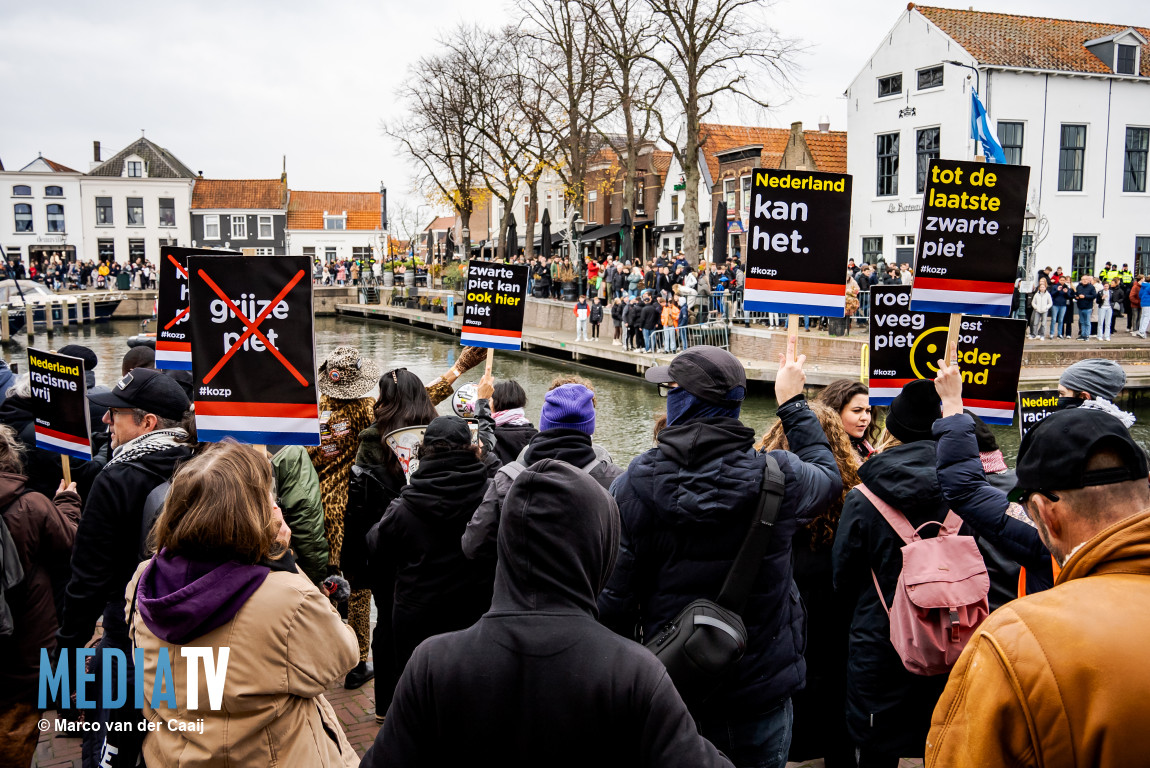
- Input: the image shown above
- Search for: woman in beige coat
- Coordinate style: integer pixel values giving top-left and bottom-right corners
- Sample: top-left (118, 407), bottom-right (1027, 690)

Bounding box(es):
top-left (127, 441), bottom-right (360, 767)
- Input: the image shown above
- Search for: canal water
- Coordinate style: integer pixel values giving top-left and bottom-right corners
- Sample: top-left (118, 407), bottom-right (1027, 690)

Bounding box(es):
top-left (7, 316), bottom-right (1150, 465)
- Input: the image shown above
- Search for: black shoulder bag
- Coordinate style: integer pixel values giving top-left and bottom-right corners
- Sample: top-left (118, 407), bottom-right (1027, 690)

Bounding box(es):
top-left (644, 454), bottom-right (786, 705)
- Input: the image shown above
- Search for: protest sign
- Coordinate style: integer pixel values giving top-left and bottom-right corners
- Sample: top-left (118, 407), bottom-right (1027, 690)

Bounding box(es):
top-left (910, 159), bottom-right (1030, 316)
top-left (743, 168), bottom-right (852, 317)
top-left (188, 254), bottom-right (320, 445)
top-left (952, 316), bottom-right (1028, 424)
top-left (460, 261), bottom-right (529, 350)
top-left (156, 246), bottom-right (239, 370)
top-left (28, 347), bottom-right (92, 460)
top-left (868, 285), bottom-right (949, 405)
top-left (1017, 389), bottom-right (1059, 438)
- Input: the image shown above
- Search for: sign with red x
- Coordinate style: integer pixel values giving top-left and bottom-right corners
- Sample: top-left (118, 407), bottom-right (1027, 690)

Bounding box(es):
top-left (188, 255), bottom-right (320, 445)
top-left (155, 245), bottom-right (237, 371)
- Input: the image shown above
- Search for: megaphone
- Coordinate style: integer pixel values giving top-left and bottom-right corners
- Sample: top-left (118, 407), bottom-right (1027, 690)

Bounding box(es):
top-left (384, 425), bottom-right (427, 482)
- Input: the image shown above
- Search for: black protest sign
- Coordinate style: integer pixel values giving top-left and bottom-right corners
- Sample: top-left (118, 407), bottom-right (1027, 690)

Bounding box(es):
top-left (28, 347), bottom-right (92, 460)
top-left (910, 159), bottom-right (1030, 317)
top-left (460, 261), bottom-right (529, 350)
top-left (188, 255), bottom-right (320, 445)
top-left (952, 316), bottom-right (1027, 425)
top-left (156, 246), bottom-right (239, 370)
top-left (1017, 390), bottom-right (1060, 438)
top-left (868, 285), bottom-right (949, 405)
top-left (743, 168), bottom-right (852, 317)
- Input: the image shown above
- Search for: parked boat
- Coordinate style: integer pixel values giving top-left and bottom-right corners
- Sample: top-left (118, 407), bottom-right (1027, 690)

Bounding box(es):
top-left (0, 280), bottom-right (124, 326)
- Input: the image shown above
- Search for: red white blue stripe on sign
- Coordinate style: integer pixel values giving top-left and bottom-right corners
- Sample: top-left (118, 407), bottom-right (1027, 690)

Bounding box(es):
top-left (910, 277), bottom-right (1013, 317)
top-left (193, 401), bottom-right (320, 446)
top-left (156, 340), bottom-right (192, 371)
top-left (34, 425), bottom-right (92, 461)
top-left (963, 398), bottom-right (1017, 426)
top-left (460, 326), bottom-right (523, 351)
top-left (868, 378), bottom-right (916, 406)
top-left (743, 278), bottom-right (845, 317)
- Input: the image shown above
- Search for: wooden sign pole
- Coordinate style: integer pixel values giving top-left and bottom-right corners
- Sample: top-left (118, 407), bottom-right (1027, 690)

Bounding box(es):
top-left (61, 456), bottom-right (71, 486)
top-left (484, 347), bottom-right (495, 377)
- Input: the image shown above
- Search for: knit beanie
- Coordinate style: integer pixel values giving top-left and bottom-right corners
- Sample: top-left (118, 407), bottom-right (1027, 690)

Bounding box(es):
top-left (885, 379), bottom-right (942, 444)
top-left (1059, 358), bottom-right (1126, 402)
top-left (539, 383), bottom-right (596, 435)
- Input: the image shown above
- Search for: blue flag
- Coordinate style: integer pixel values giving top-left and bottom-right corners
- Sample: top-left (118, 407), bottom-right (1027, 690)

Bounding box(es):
top-left (971, 89), bottom-right (1007, 164)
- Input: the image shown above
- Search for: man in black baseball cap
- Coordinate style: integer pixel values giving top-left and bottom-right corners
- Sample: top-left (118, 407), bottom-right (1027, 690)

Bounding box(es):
top-left (88, 367), bottom-right (190, 450)
top-left (927, 407), bottom-right (1150, 766)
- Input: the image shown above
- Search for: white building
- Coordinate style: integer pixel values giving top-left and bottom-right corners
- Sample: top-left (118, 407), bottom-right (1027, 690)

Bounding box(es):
top-left (286, 190), bottom-right (385, 265)
top-left (1, 155), bottom-right (84, 272)
top-left (80, 137), bottom-right (197, 265)
top-left (846, 4), bottom-right (1150, 277)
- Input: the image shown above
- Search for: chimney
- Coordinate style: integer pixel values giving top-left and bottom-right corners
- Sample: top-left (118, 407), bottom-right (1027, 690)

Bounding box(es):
top-left (93, 141), bottom-right (101, 162)
top-left (818, 115), bottom-right (831, 132)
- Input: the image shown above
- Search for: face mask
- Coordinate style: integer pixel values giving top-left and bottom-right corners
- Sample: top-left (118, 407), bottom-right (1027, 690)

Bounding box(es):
top-left (1057, 396), bottom-right (1084, 410)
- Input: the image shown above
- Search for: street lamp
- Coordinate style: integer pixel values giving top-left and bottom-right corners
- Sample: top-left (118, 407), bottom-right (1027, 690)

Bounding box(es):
top-left (462, 227), bottom-right (470, 260)
top-left (571, 215), bottom-right (586, 295)
top-left (943, 59), bottom-right (980, 93)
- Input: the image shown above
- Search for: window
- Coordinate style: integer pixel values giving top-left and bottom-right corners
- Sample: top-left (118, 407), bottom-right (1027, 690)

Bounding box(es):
top-left (96, 196), bottom-right (113, 225)
top-left (325, 247), bottom-right (337, 262)
top-left (98, 239), bottom-right (115, 262)
top-left (671, 194), bottom-right (679, 221)
top-left (997, 122), bottom-right (1024, 166)
top-left (724, 178), bottom-right (737, 212)
top-left (877, 74), bottom-right (902, 98)
top-left (231, 215), bottom-right (247, 239)
top-left (126, 161), bottom-right (143, 177)
top-left (159, 198), bottom-right (175, 227)
top-left (12, 185), bottom-right (30, 197)
top-left (253, 247), bottom-right (275, 256)
top-left (258, 215), bottom-right (273, 239)
top-left (1137, 236), bottom-right (1150, 276)
top-left (741, 176), bottom-right (751, 219)
top-left (1117, 44), bottom-right (1138, 75)
top-left (1072, 235), bottom-right (1097, 278)
top-left (917, 66), bottom-right (944, 90)
top-left (46, 204), bottom-right (64, 233)
top-left (1058, 125), bottom-right (1086, 191)
top-left (353, 246), bottom-right (371, 260)
top-left (876, 132), bottom-right (900, 197)
top-left (14, 204), bottom-right (32, 232)
top-left (129, 239), bottom-right (146, 260)
top-left (674, 236), bottom-right (682, 253)
top-left (323, 212), bottom-right (346, 230)
top-left (127, 197), bottom-right (144, 226)
top-left (916, 128), bottom-right (940, 194)
top-left (203, 214), bottom-right (220, 240)
top-left (1124, 127), bottom-right (1148, 193)
top-left (862, 237), bottom-right (883, 263)
top-left (45, 186), bottom-right (63, 197)
top-left (303, 246), bottom-right (316, 260)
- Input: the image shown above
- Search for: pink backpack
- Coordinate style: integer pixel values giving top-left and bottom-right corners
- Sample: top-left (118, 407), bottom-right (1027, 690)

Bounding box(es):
top-left (856, 483), bottom-right (990, 676)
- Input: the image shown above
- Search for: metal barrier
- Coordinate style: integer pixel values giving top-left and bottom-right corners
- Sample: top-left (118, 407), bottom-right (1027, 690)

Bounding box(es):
top-left (647, 321), bottom-right (730, 354)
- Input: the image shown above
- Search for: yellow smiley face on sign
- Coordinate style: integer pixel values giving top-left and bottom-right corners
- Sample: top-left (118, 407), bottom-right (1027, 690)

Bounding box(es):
top-left (910, 325), bottom-right (950, 380)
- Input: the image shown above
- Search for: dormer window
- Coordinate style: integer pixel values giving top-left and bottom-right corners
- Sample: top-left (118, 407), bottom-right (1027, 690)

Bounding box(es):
top-left (324, 211), bottom-right (346, 230)
top-left (125, 158), bottom-right (144, 177)
top-left (1117, 44), bottom-right (1138, 75)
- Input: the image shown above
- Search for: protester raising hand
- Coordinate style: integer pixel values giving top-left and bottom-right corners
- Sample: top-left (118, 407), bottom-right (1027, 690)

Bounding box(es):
top-left (477, 372), bottom-right (494, 401)
top-left (776, 334), bottom-right (807, 403)
top-left (934, 342), bottom-right (964, 418)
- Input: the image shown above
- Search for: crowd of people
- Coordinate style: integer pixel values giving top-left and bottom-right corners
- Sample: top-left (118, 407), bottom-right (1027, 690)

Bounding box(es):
top-left (5, 255), bottom-right (158, 291)
top-left (1018, 262), bottom-right (1142, 342)
top-left (0, 331), bottom-right (1147, 768)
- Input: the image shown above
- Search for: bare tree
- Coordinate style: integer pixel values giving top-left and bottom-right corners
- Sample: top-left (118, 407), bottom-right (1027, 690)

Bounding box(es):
top-left (388, 196), bottom-right (424, 259)
top-left (644, 0), bottom-right (798, 265)
top-left (385, 40), bottom-right (485, 256)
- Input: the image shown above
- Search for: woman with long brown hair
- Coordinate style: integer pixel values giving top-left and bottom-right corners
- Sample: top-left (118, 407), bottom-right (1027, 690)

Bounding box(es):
top-left (816, 379), bottom-right (876, 461)
top-left (128, 441), bottom-right (359, 767)
top-left (759, 402), bottom-right (858, 768)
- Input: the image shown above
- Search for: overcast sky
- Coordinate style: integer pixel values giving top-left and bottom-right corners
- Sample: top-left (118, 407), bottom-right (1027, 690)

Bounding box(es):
top-left (2, 0), bottom-right (1145, 216)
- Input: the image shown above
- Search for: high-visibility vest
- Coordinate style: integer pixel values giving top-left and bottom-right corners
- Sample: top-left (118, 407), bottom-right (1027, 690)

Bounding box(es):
top-left (1121, 270), bottom-right (1133, 283)
top-left (1018, 555), bottom-right (1061, 598)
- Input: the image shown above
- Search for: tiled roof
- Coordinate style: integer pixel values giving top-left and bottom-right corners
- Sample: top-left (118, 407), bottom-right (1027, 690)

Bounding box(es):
top-left (803, 130), bottom-right (848, 174)
top-left (651, 150), bottom-right (673, 176)
top-left (43, 158), bottom-right (79, 173)
top-left (914, 4), bottom-right (1150, 76)
top-left (287, 190), bottom-right (383, 230)
top-left (424, 216), bottom-right (456, 232)
top-left (698, 124), bottom-right (791, 181)
top-left (88, 137), bottom-right (197, 178)
top-left (192, 179), bottom-right (286, 210)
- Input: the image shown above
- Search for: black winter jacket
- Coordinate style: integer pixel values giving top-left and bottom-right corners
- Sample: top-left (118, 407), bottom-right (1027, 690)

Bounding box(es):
top-left (611, 302), bottom-right (625, 325)
top-left (590, 304), bottom-right (604, 323)
top-left (0, 394), bottom-right (109, 501)
top-left (639, 302), bottom-right (660, 330)
top-left (831, 440), bottom-right (967, 753)
top-left (57, 440), bottom-right (193, 650)
top-left (599, 398), bottom-right (840, 717)
top-left (932, 414), bottom-right (1053, 596)
top-left (361, 459), bottom-right (732, 768)
top-left (492, 422), bottom-right (539, 466)
top-left (623, 302), bottom-right (641, 328)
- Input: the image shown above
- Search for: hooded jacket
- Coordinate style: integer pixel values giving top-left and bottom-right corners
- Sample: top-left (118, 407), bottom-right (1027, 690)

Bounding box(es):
top-left (462, 429), bottom-right (623, 561)
top-left (57, 435), bottom-right (193, 651)
top-left (493, 422), bottom-right (539, 466)
top-left (127, 551), bottom-right (359, 767)
top-left (599, 398), bottom-right (841, 717)
top-left (0, 474), bottom-right (80, 708)
top-left (832, 440), bottom-right (971, 754)
top-left (926, 509), bottom-right (1150, 768)
top-left (361, 459), bottom-right (733, 768)
top-left (270, 445), bottom-right (329, 585)
top-left (639, 301), bottom-right (661, 330)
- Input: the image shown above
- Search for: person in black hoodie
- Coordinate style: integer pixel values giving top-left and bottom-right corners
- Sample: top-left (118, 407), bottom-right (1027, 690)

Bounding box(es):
top-left (490, 379), bottom-right (538, 465)
top-left (463, 381), bottom-right (621, 560)
top-left (639, 295), bottom-right (660, 352)
top-left (623, 296), bottom-right (642, 351)
top-left (599, 341), bottom-right (840, 768)
top-left (832, 378), bottom-right (969, 768)
top-left (361, 459), bottom-right (733, 768)
top-left (367, 414), bottom-right (496, 681)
